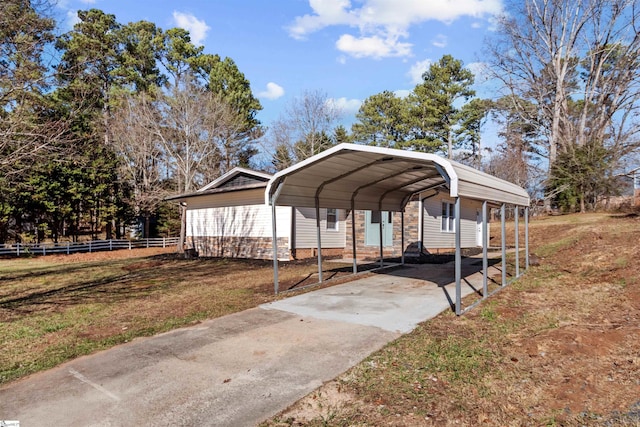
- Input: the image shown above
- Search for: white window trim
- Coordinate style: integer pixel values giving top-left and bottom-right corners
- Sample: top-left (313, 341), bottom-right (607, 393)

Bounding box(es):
top-left (326, 208), bottom-right (339, 231)
top-left (441, 201), bottom-right (456, 233)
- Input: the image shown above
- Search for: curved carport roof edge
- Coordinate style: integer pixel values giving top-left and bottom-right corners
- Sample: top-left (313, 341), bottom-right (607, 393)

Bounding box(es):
top-left (265, 143), bottom-right (529, 209)
top-left (264, 143), bottom-right (531, 316)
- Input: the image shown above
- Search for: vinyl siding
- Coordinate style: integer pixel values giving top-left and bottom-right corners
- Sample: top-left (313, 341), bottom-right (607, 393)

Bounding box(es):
top-left (293, 207), bottom-right (346, 249)
top-left (422, 196), bottom-right (481, 249)
top-left (186, 202), bottom-right (290, 239)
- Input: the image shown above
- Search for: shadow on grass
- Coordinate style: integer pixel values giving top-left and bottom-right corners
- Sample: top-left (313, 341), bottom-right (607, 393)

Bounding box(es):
top-left (0, 256), bottom-right (279, 316)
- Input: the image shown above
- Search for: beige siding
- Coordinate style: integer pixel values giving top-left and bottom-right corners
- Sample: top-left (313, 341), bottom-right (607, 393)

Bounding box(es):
top-left (186, 204), bottom-right (290, 239)
top-left (186, 188), bottom-right (264, 209)
top-left (293, 208), bottom-right (346, 249)
top-left (422, 196), bottom-right (482, 249)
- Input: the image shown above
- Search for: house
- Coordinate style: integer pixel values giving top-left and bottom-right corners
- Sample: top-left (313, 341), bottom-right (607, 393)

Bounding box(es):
top-left (167, 166), bottom-right (493, 263)
top-left (166, 167), bottom-right (347, 261)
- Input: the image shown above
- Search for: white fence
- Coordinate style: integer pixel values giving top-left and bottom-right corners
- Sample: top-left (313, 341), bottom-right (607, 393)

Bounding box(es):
top-left (0, 237), bottom-right (180, 257)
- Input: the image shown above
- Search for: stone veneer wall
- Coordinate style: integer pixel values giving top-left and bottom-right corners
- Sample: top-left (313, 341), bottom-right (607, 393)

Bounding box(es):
top-left (291, 247), bottom-right (345, 259)
top-left (186, 236), bottom-right (289, 260)
top-left (344, 201), bottom-right (421, 260)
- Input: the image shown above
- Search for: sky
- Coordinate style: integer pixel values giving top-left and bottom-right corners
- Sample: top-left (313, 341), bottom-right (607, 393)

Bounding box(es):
top-left (53, 0), bottom-right (505, 145)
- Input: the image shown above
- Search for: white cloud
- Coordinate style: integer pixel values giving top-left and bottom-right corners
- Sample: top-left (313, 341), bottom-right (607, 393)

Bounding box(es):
top-left (431, 34), bottom-right (447, 48)
top-left (408, 59), bottom-right (432, 84)
top-left (336, 33), bottom-right (411, 59)
top-left (258, 82), bottom-right (285, 100)
top-left (288, 0), bottom-right (355, 40)
top-left (65, 9), bottom-right (80, 29)
top-left (466, 61), bottom-right (489, 82)
top-left (172, 11), bottom-right (210, 46)
top-left (288, 0), bottom-right (503, 58)
top-left (326, 97), bottom-right (362, 114)
top-left (393, 89), bottom-right (412, 98)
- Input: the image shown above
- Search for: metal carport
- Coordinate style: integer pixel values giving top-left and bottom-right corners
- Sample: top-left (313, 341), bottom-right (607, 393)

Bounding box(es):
top-left (265, 143), bottom-right (530, 315)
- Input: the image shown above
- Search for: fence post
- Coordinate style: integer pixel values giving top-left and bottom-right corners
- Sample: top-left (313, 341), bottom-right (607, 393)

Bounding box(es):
top-left (16, 243), bottom-right (20, 256)
top-left (43, 244), bottom-right (46, 256)
top-left (67, 242), bottom-right (70, 255)
top-left (163, 237), bottom-right (166, 248)
top-left (109, 239), bottom-right (113, 251)
top-left (146, 239), bottom-right (149, 248)
top-left (89, 240), bottom-right (92, 253)
top-left (129, 240), bottom-right (132, 250)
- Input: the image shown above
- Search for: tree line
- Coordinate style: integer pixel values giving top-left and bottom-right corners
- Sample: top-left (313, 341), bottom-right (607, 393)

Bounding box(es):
top-left (271, 0), bottom-right (640, 214)
top-left (1, 1), bottom-right (262, 243)
top-left (2, 0), bottom-right (639, 244)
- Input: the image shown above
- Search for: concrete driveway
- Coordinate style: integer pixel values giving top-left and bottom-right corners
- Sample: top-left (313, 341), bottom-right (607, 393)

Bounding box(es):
top-left (0, 258), bottom-right (499, 427)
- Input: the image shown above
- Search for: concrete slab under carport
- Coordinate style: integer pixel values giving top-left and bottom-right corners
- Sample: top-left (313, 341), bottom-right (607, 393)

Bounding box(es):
top-left (0, 257), bottom-right (503, 427)
top-left (263, 255), bottom-right (500, 333)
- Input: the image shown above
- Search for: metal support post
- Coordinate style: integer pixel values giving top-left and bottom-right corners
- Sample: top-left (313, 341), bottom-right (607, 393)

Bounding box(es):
top-left (401, 210), bottom-right (405, 265)
top-left (351, 201), bottom-right (357, 274)
top-left (525, 206), bottom-right (530, 270)
top-left (501, 204), bottom-right (506, 287)
top-left (482, 200), bottom-right (488, 298)
top-left (379, 211), bottom-right (384, 269)
top-left (515, 206), bottom-right (520, 278)
top-left (455, 197), bottom-right (462, 315)
top-left (271, 200), bottom-right (279, 294)
top-left (315, 199), bottom-right (323, 283)
top-left (418, 197), bottom-right (424, 252)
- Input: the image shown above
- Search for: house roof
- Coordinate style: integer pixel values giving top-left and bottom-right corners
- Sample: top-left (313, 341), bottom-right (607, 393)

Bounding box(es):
top-left (265, 143), bottom-right (530, 211)
top-left (166, 167), bottom-right (272, 202)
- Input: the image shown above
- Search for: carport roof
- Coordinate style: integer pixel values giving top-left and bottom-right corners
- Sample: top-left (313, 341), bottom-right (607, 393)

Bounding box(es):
top-left (265, 143), bottom-right (529, 211)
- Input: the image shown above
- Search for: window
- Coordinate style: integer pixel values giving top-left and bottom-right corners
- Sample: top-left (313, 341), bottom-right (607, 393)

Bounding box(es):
top-left (441, 202), bottom-right (455, 232)
top-left (370, 211), bottom-right (392, 224)
top-left (326, 208), bottom-right (338, 231)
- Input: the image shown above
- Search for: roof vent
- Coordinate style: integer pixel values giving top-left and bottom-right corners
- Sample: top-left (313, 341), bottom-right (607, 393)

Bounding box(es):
top-left (381, 156), bottom-right (394, 162)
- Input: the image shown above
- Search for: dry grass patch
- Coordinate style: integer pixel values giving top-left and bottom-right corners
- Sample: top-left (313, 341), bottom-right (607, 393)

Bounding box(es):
top-left (264, 213), bottom-right (640, 426)
top-left (0, 248), bottom-right (358, 384)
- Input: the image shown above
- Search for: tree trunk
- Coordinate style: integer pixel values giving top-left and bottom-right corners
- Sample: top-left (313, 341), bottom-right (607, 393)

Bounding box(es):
top-left (144, 215), bottom-right (150, 238)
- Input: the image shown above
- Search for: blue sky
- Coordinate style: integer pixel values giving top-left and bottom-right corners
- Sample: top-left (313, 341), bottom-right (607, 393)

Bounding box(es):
top-left (54, 0), bottom-right (504, 140)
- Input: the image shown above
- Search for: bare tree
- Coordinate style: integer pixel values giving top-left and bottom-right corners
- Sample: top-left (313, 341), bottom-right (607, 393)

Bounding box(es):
top-left (136, 74), bottom-right (242, 193)
top-left (487, 0), bottom-right (640, 208)
top-left (266, 90), bottom-right (342, 169)
top-left (110, 94), bottom-right (167, 237)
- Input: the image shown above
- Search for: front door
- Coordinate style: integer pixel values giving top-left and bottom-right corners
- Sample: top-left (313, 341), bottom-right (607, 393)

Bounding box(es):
top-left (365, 210), bottom-right (393, 247)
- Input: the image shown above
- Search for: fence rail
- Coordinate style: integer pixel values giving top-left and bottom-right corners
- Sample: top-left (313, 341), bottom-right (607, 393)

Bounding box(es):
top-left (0, 237), bottom-right (180, 257)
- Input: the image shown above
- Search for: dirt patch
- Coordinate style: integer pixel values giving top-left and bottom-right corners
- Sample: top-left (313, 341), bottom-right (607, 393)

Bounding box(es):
top-left (264, 213), bottom-right (640, 426)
